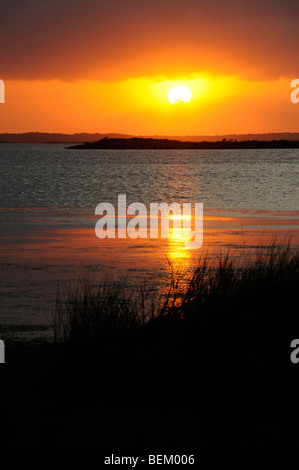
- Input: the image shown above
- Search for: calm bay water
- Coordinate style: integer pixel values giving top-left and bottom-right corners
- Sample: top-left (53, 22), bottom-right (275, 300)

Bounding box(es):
top-left (0, 143), bottom-right (298, 342)
top-left (1, 144), bottom-right (298, 213)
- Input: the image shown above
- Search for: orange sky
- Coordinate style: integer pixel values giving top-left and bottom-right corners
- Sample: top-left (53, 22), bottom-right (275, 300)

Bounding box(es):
top-left (0, 0), bottom-right (299, 135)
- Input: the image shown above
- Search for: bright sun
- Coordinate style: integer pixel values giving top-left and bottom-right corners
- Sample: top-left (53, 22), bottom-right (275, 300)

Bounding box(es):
top-left (168, 85), bottom-right (192, 104)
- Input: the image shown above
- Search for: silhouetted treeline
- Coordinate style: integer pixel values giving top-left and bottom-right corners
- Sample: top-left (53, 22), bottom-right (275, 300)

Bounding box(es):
top-left (67, 137), bottom-right (299, 150)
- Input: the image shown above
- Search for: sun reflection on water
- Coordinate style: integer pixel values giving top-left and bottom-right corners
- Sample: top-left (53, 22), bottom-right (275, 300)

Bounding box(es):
top-left (166, 213), bottom-right (195, 266)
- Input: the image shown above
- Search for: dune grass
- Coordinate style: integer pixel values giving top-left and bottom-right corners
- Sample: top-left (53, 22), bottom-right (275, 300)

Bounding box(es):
top-left (52, 276), bottom-right (158, 343)
top-left (165, 241), bottom-right (298, 317)
top-left (53, 241), bottom-right (299, 345)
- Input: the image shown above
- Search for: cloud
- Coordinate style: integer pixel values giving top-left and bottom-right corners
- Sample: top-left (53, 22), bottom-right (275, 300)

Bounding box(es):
top-left (0, 0), bottom-right (298, 81)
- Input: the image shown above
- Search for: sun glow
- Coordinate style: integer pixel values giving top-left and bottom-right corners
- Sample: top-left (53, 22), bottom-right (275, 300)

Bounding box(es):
top-left (168, 85), bottom-right (192, 104)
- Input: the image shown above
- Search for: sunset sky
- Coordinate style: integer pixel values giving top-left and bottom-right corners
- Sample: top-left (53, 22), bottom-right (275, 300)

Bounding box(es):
top-left (0, 0), bottom-right (299, 135)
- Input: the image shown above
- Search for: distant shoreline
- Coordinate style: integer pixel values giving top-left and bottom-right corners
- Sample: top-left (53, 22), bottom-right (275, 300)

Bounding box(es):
top-left (67, 137), bottom-right (299, 150)
top-left (2, 131), bottom-right (299, 144)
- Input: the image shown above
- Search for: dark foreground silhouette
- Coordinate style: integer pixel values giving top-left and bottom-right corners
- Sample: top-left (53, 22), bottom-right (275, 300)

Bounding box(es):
top-left (67, 136), bottom-right (299, 149)
top-left (0, 243), bottom-right (299, 449)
